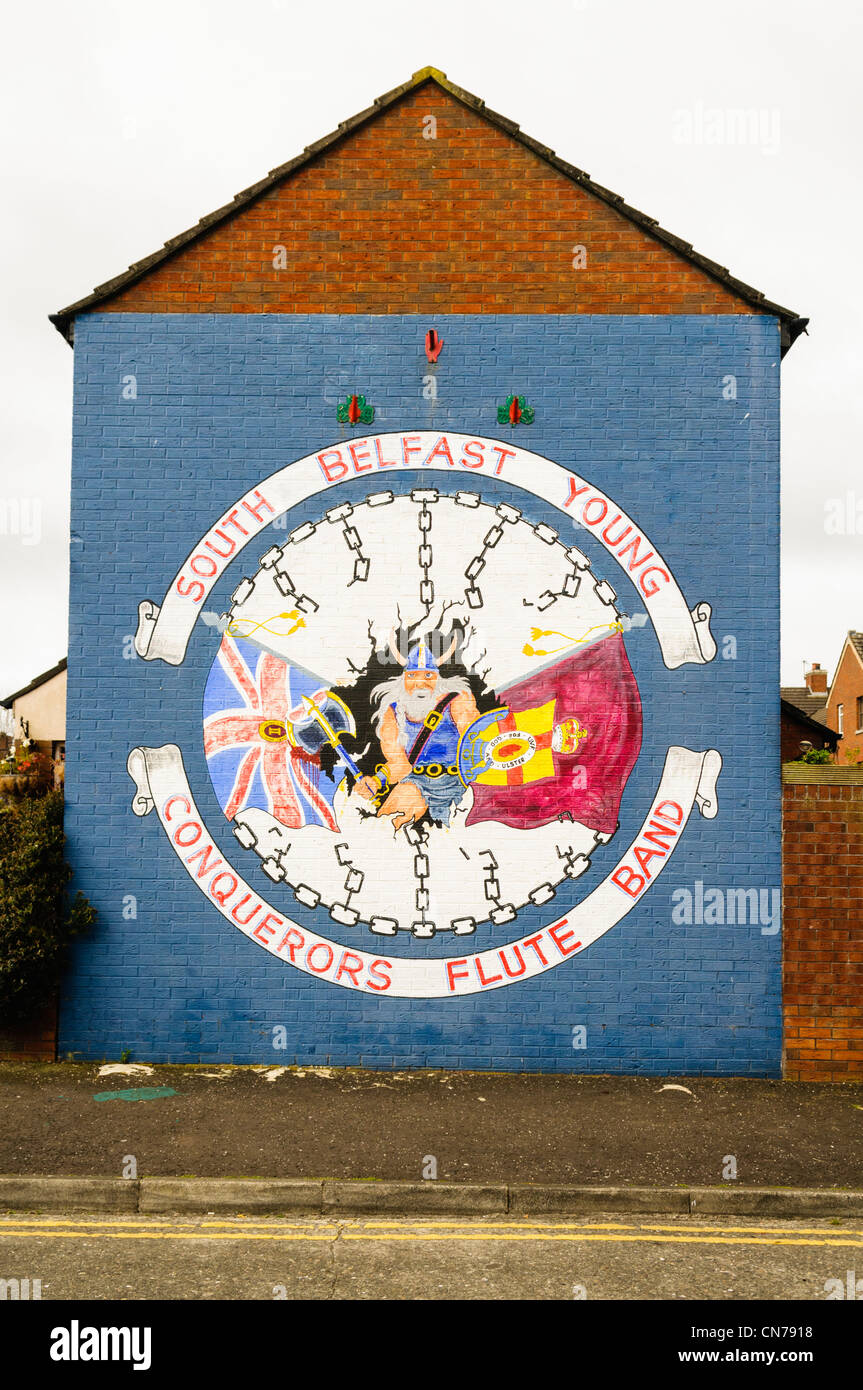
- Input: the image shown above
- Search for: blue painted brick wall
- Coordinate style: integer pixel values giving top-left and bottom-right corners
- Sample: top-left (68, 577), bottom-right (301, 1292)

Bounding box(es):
top-left (60, 313), bottom-right (781, 1072)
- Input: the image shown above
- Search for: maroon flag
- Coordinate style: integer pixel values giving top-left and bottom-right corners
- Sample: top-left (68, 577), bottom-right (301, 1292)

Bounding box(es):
top-left (465, 632), bottom-right (642, 835)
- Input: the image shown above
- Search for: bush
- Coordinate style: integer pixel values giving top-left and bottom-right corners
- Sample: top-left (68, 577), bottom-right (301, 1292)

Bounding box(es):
top-left (0, 788), bottom-right (95, 1023)
top-left (0, 747), bottom-right (55, 799)
top-left (793, 747), bottom-right (834, 765)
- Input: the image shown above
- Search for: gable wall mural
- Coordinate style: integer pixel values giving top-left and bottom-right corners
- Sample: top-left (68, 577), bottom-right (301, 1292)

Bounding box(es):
top-left (60, 312), bottom-right (781, 1070)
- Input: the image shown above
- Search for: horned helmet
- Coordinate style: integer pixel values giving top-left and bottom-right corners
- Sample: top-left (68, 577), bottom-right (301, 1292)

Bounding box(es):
top-left (388, 629), bottom-right (458, 674)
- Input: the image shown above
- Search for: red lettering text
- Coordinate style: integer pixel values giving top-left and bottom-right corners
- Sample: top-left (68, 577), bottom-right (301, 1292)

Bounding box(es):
top-left (522, 933), bottom-right (549, 966)
top-left (209, 872), bottom-right (238, 905)
top-left (582, 497), bottom-right (608, 526)
top-left (446, 958), bottom-right (471, 991)
top-left (634, 843), bottom-right (666, 877)
top-left (491, 445), bottom-right (515, 476)
top-left (617, 534), bottom-right (653, 571)
top-left (176, 576), bottom-right (205, 603)
top-left (499, 944), bottom-right (526, 978)
top-left (221, 509), bottom-right (249, 537)
top-left (374, 438), bottom-right (398, 468)
top-left (318, 448), bottom-right (348, 482)
top-left (335, 950), bottom-right (364, 987)
top-left (459, 440), bottom-right (485, 469)
top-left (243, 491), bottom-right (274, 524)
top-left (564, 478), bottom-right (589, 508)
top-left (185, 844), bottom-right (223, 879)
top-left (190, 554), bottom-right (218, 578)
top-left (639, 565), bottom-right (670, 598)
top-left (475, 956), bottom-right (503, 987)
top-left (601, 515), bottom-right (631, 547)
top-left (366, 958), bottom-right (392, 992)
top-left (548, 921), bottom-right (581, 957)
top-left (643, 818), bottom-right (678, 850)
top-left (173, 820), bottom-right (202, 848)
top-left (306, 942), bottom-right (334, 974)
top-left (276, 927), bottom-right (305, 960)
top-left (205, 529), bottom-right (236, 559)
top-left (402, 435), bottom-right (422, 466)
top-left (349, 440), bottom-right (372, 473)
top-left (253, 911), bottom-right (282, 944)
top-left (423, 435), bottom-right (455, 467)
top-left (611, 865), bottom-right (645, 898)
top-left (231, 894), bottom-right (262, 927)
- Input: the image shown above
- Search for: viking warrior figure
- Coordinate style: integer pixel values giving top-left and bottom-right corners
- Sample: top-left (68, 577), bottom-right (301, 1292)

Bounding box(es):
top-left (355, 633), bottom-right (480, 830)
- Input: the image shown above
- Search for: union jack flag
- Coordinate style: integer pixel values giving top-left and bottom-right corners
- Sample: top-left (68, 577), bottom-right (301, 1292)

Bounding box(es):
top-left (203, 634), bottom-right (339, 831)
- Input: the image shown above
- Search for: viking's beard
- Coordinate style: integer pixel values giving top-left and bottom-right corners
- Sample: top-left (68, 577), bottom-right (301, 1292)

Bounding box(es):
top-left (402, 684), bottom-right (438, 723)
top-left (370, 673), bottom-right (470, 740)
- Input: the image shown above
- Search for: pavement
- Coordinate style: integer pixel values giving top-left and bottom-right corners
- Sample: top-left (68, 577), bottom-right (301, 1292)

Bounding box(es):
top-left (1, 1062), bottom-right (862, 1218)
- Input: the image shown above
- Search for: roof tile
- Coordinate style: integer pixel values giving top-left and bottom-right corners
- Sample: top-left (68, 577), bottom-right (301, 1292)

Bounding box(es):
top-left (50, 67), bottom-right (807, 350)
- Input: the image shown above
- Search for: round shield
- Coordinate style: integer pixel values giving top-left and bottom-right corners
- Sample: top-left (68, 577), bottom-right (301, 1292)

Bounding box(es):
top-left (456, 707), bottom-right (537, 786)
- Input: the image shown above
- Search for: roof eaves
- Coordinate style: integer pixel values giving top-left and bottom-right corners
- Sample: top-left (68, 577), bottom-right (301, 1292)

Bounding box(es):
top-left (780, 700), bottom-right (840, 743)
top-left (1, 657), bottom-right (68, 709)
top-left (429, 76), bottom-right (806, 345)
top-left (49, 75), bottom-right (435, 345)
top-left (50, 65), bottom-right (807, 352)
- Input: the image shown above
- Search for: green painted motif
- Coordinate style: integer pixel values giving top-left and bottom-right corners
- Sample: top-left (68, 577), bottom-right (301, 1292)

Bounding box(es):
top-left (337, 393), bottom-right (375, 424)
top-left (497, 394), bottom-right (535, 425)
top-left (93, 1086), bottom-right (178, 1103)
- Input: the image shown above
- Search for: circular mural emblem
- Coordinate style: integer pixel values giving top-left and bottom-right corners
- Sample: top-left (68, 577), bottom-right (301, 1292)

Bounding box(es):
top-left (202, 490), bottom-right (641, 939)
top-left (127, 432), bottom-right (721, 997)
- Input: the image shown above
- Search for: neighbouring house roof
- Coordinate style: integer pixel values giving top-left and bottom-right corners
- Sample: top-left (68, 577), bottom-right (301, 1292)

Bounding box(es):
top-left (849, 631), bottom-right (863, 665)
top-left (780, 686), bottom-right (828, 719)
top-left (1, 658), bottom-right (67, 709)
top-left (50, 66), bottom-right (808, 352)
top-left (780, 699), bottom-right (840, 747)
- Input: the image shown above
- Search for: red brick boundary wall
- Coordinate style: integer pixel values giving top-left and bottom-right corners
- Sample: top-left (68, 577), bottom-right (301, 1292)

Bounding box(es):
top-left (783, 766), bottom-right (863, 1081)
top-left (0, 1001), bottom-right (57, 1062)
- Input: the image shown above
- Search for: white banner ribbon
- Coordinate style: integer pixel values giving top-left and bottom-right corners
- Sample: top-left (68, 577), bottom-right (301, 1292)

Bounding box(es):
top-left (127, 742), bottom-right (721, 999)
top-left (133, 432), bottom-right (715, 671)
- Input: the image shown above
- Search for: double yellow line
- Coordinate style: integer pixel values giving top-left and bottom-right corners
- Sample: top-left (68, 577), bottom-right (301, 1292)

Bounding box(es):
top-left (1, 1217), bottom-right (863, 1248)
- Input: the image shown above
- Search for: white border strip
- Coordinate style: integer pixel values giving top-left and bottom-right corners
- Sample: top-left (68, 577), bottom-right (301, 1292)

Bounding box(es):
top-left (127, 743), bottom-right (720, 998)
top-left (133, 433), bottom-right (715, 671)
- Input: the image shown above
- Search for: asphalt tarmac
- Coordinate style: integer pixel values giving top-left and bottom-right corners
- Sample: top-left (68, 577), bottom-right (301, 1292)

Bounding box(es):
top-left (2, 1063), bottom-right (862, 1187)
top-left (2, 1210), bottom-right (862, 1301)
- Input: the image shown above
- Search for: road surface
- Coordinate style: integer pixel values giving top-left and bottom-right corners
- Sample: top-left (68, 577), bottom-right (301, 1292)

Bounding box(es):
top-left (2, 1211), bottom-right (862, 1300)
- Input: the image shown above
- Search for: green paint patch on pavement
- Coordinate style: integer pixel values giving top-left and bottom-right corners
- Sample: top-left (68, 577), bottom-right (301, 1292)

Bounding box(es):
top-left (93, 1086), bottom-right (178, 1103)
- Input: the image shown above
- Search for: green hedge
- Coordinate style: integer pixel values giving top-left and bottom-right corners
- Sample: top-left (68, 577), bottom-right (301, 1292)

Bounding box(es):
top-left (790, 747), bottom-right (834, 765)
top-left (0, 789), bottom-right (95, 1023)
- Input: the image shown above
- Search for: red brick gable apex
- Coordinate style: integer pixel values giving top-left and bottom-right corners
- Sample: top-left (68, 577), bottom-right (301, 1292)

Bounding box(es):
top-left (828, 631), bottom-right (863, 695)
top-left (50, 66), bottom-right (807, 350)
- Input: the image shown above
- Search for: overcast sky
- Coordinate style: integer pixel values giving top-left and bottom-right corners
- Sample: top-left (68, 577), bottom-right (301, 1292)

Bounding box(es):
top-left (1, 0), bottom-right (860, 695)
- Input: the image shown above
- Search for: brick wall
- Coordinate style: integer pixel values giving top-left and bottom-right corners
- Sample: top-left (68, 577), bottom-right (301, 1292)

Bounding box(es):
top-left (783, 767), bottom-right (863, 1081)
top-left (56, 77), bottom-right (787, 1072)
top-left (59, 312), bottom-right (782, 1071)
top-left (0, 1000), bottom-right (57, 1062)
top-left (96, 83), bottom-right (755, 320)
top-left (824, 643), bottom-right (863, 766)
